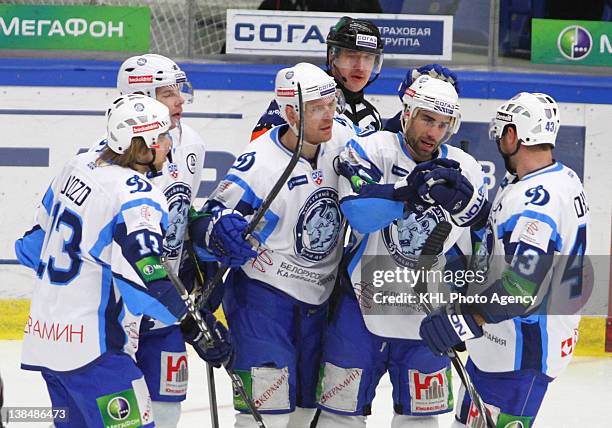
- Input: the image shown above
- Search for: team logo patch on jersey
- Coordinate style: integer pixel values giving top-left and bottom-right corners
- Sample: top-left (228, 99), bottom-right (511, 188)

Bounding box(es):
top-left (164, 182), bottom-right (192, 259)
top-left (160, 351), bottom-right (188, 396)
top-left (382, 207), bottom-right (447, 267)
top-left (168, 162), bottom-right (179, 179)
top-left (524, 185), bottom-right (550, 206)
top-left (408, 367), bottom-right (453, 414)
top-left (311, 169), bottom-right (324, 185)
top-left (232, 152), bottom-right (256, 172)
top-left (126, 175), bottom-right (152, 193)
top-left (295, 187), bottom-right (341, 262)
top-left (186, 152), bottom-right (197, 174)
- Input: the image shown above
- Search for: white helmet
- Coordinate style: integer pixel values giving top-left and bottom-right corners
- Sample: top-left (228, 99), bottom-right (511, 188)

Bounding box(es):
top-left (106, 94), bottom-right (171, 154)
top-left (275, 62), bottom-right (343, 123)
top-left (401, 75), bottom-right (461, 144)
top-left (116, 53), bottom-right (193, 103)
top-left (489, 92), bottom-right (560, 147)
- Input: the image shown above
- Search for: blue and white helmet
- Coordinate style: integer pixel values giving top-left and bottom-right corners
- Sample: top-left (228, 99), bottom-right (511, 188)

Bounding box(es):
top-left (489, 92), bottom-right (560, 147)
top-left (106, 94), bottom-right (171, 154)
top-left (401, 75), bottom-right (461, 144)
top-left (117, 53), bottom-right (193, 103)
top-left (275, 62), bottom-right (344, 124)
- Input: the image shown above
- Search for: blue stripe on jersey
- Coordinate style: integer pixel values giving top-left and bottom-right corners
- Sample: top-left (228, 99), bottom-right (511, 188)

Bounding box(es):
top-left (98, 264), bottom-right (112, 354)
top-left (347, 139), bottom-right (373, 164)
top-left (42, 185), bottom-right (54, 215)
top-left (224, 173), bottom-right (280, 244)
top-left (103, 273), bottom-right (125, 355)
top-left (226, 174), bottom-right (261, 208)
top-left (496, 210), bottom-right (563, 251)
top-left (439, 145), bottom-right (448, 158)
top-left (14, 225), bottom-right (44, 270)
top-left (522, 162), bottom-right (563, 181)
top-left (539, 316), bottom-right (549, 374)
top-left (397, 133), bottom-right (414, 161)
top-left (348, 235), bottom-right (369, 276)
top-left (113, 274), bottom-right (178, 325)
top-left (513, 318), bottom-right (523, 370)
top-left (340, 196), bottom-right (404, 234)
top-left (268, 125), bottom-right (309, 166)
top-left (519, 316), bottom-right (543, 372)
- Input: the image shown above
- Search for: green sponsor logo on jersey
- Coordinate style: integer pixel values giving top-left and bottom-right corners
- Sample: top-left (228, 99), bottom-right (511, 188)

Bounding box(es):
top-left (502, 270), bottom-right (537, 307)
top-left (232, 369), bottom-right (253, 411)
top-left (97, 388), bottom-right (142, 428)
top-left (136, 256), bottom-right (167, 282)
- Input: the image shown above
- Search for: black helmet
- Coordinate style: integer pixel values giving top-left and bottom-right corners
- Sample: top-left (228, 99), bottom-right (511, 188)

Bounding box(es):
top-left (326, 16), bottom-right (384, 55)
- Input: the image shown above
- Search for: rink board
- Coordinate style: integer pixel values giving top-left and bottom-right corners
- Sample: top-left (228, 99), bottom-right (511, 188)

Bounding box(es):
top-left (0, 61), bottom-right (610, 355)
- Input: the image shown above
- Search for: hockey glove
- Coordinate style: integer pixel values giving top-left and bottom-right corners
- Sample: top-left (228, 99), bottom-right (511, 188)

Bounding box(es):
top-left (397, 64), bottom-right (460, 100)
top-left (392, 158), bottom-right (460, 213)
top-left (206, 209), bottom-right (257, 267)
top-left (181, 308), bottom-right (234, 368)
top-left (420, 167), bottom-right (475, 215)
top-left (419, 303), bottom-right (483, 356)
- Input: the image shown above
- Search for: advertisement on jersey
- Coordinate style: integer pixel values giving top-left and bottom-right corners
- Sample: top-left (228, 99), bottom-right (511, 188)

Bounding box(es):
top-left (226, 10), bottom-right (453, 60)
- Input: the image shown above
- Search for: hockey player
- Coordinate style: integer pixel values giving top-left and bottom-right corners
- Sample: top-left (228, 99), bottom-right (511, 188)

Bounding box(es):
top-left (14, 95), bottom-right (190, 428)
top-left (251, 16), bottom-right (459, 138)
top-left (188, 62), bottom-right (357, 428)
top-left (89, 53), bottom-right (229, 428)
top-left (314, 75), bottom-right (490, 428)
top-left (419, 92), bottom-right (590, 427)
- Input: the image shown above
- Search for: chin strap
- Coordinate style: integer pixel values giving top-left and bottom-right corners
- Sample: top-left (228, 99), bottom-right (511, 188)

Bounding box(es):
top-left (135, 148), bottom-right (158, 175)
top-left (496, 138), bottom-right (521, 174)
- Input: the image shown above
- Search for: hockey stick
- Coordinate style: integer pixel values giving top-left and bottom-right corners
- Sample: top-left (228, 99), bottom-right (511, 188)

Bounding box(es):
top-left (161, 255), bottom-right (267, 428)
top-left (415, 221), bottom-right (496, 428)
top-left (185, 243), bottom-right (220, 428)
top-left (199, 82), bottom-right (306, 305)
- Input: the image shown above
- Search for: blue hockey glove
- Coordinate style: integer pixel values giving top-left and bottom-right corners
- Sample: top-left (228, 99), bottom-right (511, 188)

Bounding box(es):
top-left (397, 64), bottom-right (460, 100)
top-left (419, 303), bottom-right (483, 356)
top-left (181, 308), bottom-right (234, 368)
top-left (392, 158), bottom-right (460, 213)
top-left (420, 167), bottom-right (475, 214)
top-left (206, 209), bottom-right (257, 267)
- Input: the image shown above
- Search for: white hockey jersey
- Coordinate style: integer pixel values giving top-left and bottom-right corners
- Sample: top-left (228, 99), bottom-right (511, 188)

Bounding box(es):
top-left (466, 162), bottom-right (589, 378)
top-left (337, 131), bottom-right (487, 339)
top-left (19, 152), bottom-right (179, 372)
top-left (91, 122), bottom-right (206, 273)
top-left (209, 120), bottom-right (355, 304)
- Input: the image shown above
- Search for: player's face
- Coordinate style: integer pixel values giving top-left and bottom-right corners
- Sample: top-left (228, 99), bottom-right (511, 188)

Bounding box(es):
top-left (404, 110), bottom-right (452, 161)
top-left (156, 85), bottom-right (185, 129)
top-left (302, 96), bottom-right (336, 144)
top-left (153, 132), bottom-right (172, 169)
top-left (332, 48), bottom-right (377, 92)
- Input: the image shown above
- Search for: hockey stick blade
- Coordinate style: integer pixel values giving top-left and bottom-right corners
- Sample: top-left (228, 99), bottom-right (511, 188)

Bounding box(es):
top-left (200, 83), bottom-right (306, 306)
top-left (161, 256), bottom-right (267, 428)
top-left (415, 222), bottom-right (496, 428)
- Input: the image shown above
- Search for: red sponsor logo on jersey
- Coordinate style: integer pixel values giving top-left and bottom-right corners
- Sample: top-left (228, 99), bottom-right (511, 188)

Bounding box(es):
top-left (561, 336), bottom-right (574, 357)
top-left (133, 122), bottom-right (161, 134)
top-left (166, 354), bottom-right (188, 382)
top-left (128, 75), bottom-right (154, 84)
top-left (413, 371), bottom-right (445, 400)
top-left (140, 206), bottom-right (152, 221)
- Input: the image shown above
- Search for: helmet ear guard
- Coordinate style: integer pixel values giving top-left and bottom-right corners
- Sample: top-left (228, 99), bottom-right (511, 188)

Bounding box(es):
top-left (401, 75), bottom-right (461, 144)
top-left (106, 94), bottom-right (171, 154)
top-left (116, 53), bottom-right (194, 104)
top-left (490, 92), bottom-right (560, 147)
